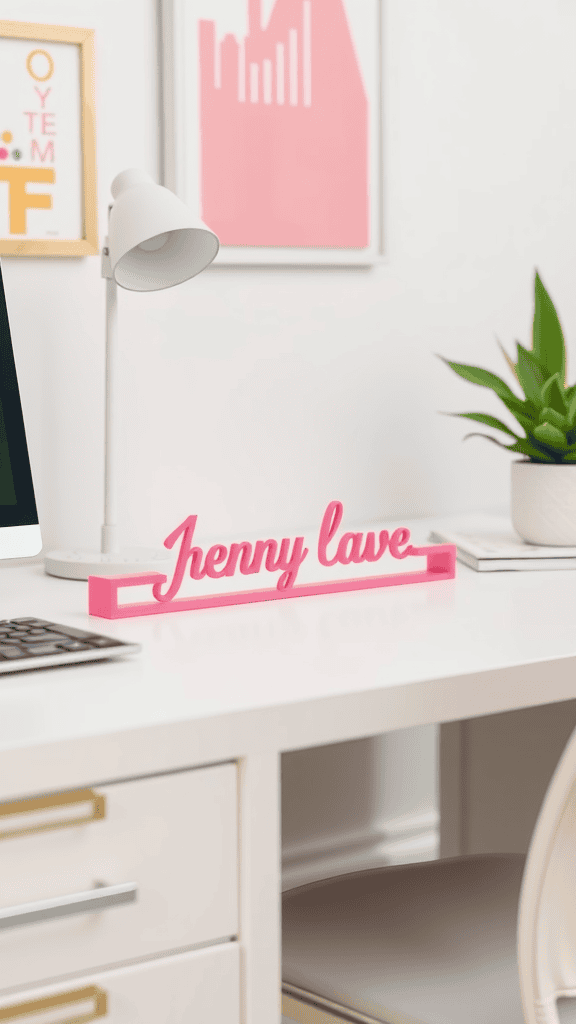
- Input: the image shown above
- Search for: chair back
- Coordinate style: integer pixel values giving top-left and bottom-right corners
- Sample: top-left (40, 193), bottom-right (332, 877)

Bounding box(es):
top-left (518, 722), bottom-right (576, 1024)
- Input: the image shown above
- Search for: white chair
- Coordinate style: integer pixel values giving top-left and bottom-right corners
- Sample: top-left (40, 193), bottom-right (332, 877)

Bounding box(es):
top-left (282, 723), bottom-right (576, 1024)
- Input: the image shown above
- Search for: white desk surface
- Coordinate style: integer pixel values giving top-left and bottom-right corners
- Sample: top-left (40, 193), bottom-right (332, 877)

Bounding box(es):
top-left (1, 514), bottom-right (576, 800)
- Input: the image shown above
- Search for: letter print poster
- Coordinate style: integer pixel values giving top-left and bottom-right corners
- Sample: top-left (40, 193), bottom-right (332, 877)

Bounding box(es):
top-left (0, 22), bottom-right (97, 256)
top-left (163, 0), bottom-right (383, 264)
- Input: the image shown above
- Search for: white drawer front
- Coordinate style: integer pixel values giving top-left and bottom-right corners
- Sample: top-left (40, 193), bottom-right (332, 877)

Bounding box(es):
top-left (0, 763), bottom-right (238, 990)
top-left (0, 943), bottom-right (240, 1024)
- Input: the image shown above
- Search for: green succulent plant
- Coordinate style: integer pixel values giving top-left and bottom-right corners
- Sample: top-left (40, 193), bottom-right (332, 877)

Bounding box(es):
top-left (440, 272), bottom-right (576, 463)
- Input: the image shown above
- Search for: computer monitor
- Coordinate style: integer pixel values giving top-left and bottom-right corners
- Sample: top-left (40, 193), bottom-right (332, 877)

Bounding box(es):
top-left (0, 260), bottom-right (41, 557)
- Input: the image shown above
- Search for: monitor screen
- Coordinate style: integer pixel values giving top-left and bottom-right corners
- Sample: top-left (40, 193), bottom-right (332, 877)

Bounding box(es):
top-left (0, 260), bottom-right (41, 557)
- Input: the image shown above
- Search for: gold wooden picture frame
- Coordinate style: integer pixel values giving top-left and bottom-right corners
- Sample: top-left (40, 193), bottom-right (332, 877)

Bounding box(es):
top-left (0, 20), bottom-right (97, 256)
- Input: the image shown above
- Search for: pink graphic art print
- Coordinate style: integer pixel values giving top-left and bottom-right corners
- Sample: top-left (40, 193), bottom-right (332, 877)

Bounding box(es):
top-left (162, 0), bottom-right (383, 264)
top-left (199, 0), bottom-right (368, 248)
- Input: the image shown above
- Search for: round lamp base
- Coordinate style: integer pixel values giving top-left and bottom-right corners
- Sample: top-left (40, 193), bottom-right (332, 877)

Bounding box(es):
top-left (44, 548), bottom-right (173, 581)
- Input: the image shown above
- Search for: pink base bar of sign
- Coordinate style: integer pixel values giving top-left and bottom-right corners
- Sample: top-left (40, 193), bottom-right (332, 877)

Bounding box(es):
top-left (88, 544), bottom-right (456, 619)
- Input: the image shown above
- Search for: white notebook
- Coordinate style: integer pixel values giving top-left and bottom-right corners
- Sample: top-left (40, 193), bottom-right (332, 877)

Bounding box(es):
top-left (429, 512), bottom-right (576, 571)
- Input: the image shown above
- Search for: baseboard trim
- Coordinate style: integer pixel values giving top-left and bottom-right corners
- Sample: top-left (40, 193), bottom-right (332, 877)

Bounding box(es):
top-left (282, 810), bottom-right (439, 891)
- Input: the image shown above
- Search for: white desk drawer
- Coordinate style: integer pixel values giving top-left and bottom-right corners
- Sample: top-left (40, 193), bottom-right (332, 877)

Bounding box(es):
top-left (0, 763), bottom-right (238, 990)
top-left (0, 943), bottom-right (240, 1024)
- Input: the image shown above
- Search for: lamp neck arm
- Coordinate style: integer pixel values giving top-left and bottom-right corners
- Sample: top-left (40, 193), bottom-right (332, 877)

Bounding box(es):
top-left (101, 235), bottom-right (113, 280)
top-left (101, 205), bottom-right (114, 279)
top-left (102, 270), bottom-right (119, 553)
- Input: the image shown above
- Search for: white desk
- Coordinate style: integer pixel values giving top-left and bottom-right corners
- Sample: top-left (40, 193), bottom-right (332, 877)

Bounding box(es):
top-left (1, 516), bottom-right (576, 1023)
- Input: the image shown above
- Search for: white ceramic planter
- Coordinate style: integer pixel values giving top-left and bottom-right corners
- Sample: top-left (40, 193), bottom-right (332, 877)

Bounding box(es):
top-left (511, 460), bottom-right (576, 545)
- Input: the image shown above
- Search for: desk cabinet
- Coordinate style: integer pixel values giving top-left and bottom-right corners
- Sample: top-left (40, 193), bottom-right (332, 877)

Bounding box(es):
top-left (0, 762), bottom-right (239, 1015)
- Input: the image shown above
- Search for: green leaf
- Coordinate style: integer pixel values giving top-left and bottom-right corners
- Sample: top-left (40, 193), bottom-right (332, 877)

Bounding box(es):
top-left (516, 343), bottom-right (549, 404)
top-left (538, 406), bottom-right (567, 431)
top-left (511, 438), bottom-right (557, 462)
top-left (445, 412), bottom-right (520, 438)
top-left (462, 432), bottom-right (556, 461)
top-left (438, 357), bottom-right (521, 403)
top-left (566, 384), bottom-right (576, 403)
top-left (533, 271), bottom-right (566, 383)
top-left (496, 338), bottom-right (520, 384)
top-left (540, 372), bottom-right (567, 415)
top-left (567, 389), bottom-right (576, 426)
top-left (499, 395), bottom-right (537, 433)
top-left (533, 421), bottom-right (568, 448)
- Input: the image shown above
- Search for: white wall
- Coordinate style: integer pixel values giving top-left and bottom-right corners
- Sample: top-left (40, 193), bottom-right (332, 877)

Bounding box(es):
top-left (282, 728), bottom-right (439, 889)
top-left (440, 701), bottom-right (576, 859)
top-left (3, 0), bottom-right (576, 554)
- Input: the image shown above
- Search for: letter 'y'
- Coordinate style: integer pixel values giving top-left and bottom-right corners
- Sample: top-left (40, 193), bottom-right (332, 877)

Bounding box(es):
top-left (275, 536), bottom-right (309, 590)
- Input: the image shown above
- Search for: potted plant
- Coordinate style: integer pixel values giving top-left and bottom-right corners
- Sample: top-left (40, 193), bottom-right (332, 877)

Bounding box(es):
top-left (440, 271), bottom-right (576, 545)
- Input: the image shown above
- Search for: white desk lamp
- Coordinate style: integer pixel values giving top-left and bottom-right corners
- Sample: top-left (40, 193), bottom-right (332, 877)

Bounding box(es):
top-left (45, 168), bottom-right (219, 580)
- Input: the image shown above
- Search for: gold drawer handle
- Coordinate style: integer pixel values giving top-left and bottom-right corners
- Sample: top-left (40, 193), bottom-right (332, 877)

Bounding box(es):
top-left (0, 984), bottom-right (107, 1022)
top-left (0, 788), bottom-right (106, 841)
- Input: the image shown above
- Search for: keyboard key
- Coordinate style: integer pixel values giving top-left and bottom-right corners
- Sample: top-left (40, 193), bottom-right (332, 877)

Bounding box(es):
top-left (11, 618), bottom-right (51, 625)
top-left (88, 637), bottom-right (121, 647)
top-left (49, 624), bottom-right (97, 640)
top-left (59, 641), bottom-right (92, 651)
top-left (25, 644), bottom-right (67, 656)
top-left (7, 632), bottom-right (30, 639)
top-left (21, 632), bottom-right (70, 643)
top-left (0, 648), bottom-right (27, 658)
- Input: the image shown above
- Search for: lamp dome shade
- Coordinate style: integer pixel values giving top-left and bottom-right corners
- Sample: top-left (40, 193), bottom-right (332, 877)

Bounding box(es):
top-left (107, 169), bottom-right (219, 291)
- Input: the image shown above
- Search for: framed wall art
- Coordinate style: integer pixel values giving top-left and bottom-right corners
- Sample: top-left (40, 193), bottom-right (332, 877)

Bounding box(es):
top-left (162, 0), bottom-right (383, 265)
top-left (0, 20), bottom-right (98, 256)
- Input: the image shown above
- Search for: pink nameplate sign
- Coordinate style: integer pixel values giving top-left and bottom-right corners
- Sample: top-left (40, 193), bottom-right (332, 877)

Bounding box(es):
top-left (88, 501), bottom-right (456, 619)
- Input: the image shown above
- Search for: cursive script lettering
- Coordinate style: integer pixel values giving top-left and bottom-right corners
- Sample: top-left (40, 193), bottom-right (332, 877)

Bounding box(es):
top-left (153, 515), bottom-right (309, 602)
top-left (318, 500), bottom-right (412, 567)
top-left (152, 502), bottom-right (413, 605)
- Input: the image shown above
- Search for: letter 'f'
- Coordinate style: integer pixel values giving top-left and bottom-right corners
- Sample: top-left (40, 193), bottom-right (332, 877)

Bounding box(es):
top-left (0, 167), bottom-right (54, 234)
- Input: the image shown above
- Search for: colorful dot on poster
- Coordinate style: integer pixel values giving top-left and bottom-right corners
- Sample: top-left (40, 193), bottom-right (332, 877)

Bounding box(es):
top-left (1, 131), bottom-right (12, 144)
top-left (0, 149), bottom-right (8, 161)
top-left (11, 149), bottom-right (22, 160)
